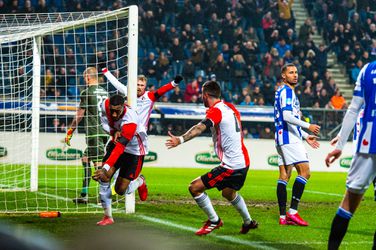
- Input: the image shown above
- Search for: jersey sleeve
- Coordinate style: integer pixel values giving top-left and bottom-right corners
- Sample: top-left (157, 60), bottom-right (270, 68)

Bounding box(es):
top-left (148, 82), bottom-right (175, 101)
top-left (105, 118), bottom-right (138, 168)
top-left (206, 107), bottom-right (222, 126)
top-left (279, 88), bottom-right (293, 111)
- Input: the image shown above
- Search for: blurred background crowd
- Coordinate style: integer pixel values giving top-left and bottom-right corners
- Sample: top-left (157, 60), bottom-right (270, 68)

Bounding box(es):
top-left (1, 0), bottom-right (376, 138)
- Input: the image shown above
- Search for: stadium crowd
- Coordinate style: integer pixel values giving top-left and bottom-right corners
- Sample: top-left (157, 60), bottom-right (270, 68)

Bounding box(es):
top-left (3, 0), bottom-right (375, 138)
top-left (3, 0), bottom-right (373, 109)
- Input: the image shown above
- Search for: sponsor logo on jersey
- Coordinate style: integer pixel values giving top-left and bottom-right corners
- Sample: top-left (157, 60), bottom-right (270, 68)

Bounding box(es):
top-left (0, 146), bottom-right (7, 158)
top-left (267, 155), bottom-right (279, 167)
top-left (46, 148), bottom-right (83, 161)
top-left (339, 157), bottom-right (352, 168)
top-left (144, 151), bottom-right (157, 162)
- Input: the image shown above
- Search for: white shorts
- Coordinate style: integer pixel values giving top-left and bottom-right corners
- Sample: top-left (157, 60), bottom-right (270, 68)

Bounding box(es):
top-left (276, 142), bottom-right (309, 166)
top-left (346, 153), bottom-right (376, 194)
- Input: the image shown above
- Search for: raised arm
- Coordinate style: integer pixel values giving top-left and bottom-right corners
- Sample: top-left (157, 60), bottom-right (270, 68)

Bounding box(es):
top-left (102, 68), bottom-right (128, 96)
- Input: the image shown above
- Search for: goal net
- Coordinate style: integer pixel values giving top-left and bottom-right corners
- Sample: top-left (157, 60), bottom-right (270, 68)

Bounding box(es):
top-left (0, 6), bottom-right (138, 213)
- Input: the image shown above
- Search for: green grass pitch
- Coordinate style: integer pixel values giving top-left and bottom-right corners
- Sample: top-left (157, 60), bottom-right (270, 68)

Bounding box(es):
top-left (0, 166), bottom-right (374, 249)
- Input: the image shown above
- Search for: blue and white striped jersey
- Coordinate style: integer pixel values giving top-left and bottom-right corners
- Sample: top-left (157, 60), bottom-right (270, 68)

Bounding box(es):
top-left (354, 61), bottom-right (376, 154)
top-left (274, 85), bottom-right (302, 146)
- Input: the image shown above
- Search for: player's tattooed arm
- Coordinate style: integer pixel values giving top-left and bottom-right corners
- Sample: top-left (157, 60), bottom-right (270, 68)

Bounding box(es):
top-left (182, 123), bottom-right (207, 142)
top-left (165, 122), bottom-right (207, 149)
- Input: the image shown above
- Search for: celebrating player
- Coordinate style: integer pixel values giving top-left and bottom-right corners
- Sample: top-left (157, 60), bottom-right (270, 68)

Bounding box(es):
top-left (93, 94), bottom-right (147, 226)
top-left (65, 67), bottom-right (108, 204)
top-left (326, 61), bottom-right (376, 249)
top-left (102, 69), bottom-right (182, 135)
top-left (165, 80), bottom-right (258, 235)
top-left (274, 63), bottom-right (320, 226)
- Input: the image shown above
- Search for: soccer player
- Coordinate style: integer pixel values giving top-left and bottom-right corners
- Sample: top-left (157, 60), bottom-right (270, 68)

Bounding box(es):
top-left (326, 61), bottom-right (376, 249)
top-left (102, 69), bottom-right (182, 135)
top-left (331, 108), bottom-right (376, 201)
top-left (165, 80), bottom-right (258, 235)
top-left (93, 94), bottom-right (147, 226)
top-left (103, 70), bottom-right (182, 193)
top-left (274, 63), bottom-right (320, 226)
top-left (65, 67), bottom-right (108, 204)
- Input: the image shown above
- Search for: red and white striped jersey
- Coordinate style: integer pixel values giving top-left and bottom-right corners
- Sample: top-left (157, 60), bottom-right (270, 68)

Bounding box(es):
top-left (100, 99), bottom-right (147, 156)
top-left (205, 101), bottom-right (250, 170)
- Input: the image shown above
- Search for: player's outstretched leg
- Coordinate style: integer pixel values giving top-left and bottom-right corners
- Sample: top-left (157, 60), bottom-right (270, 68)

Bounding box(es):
top-left (97, 180), bottom-right (114, 226)
top-left (193, 192), bottom-right (222, 235)
top-left (287, 176), bottom-right (308, 226)
top-left (229, 193), bottom-right (258, 233)
top-left (328, 207), bottom-right (352, 249)
top-left (73, 161), bottom-right (91, 204)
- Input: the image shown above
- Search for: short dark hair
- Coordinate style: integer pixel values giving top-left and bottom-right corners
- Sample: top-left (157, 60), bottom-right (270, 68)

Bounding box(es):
top-left (109, 94), bottom-right (125, 106)
top-left (202, 80), bottom-right (221, 98)
top-left (281, 63), bottom-right (296, 74)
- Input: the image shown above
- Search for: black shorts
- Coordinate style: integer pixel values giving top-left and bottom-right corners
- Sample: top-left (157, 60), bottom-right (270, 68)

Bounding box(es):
top-left (103, 141), bottom-right (144, 181)
top-left (201, 166), bottom-right (248, 191)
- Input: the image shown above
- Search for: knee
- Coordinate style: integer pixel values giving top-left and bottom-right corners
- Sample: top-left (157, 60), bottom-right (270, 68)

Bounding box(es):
top-left (188, 183), bottom-right (200, 196)
top-left (115, 187), bottom-right (125, 196)
top-left (279, 173), bottom-right (290, 182)
top-left (300, 171), bottom-right (311, 180)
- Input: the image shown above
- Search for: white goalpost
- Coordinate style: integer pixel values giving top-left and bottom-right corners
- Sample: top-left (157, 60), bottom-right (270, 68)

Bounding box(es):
top-left (0, 6), bottom-right (138, 213)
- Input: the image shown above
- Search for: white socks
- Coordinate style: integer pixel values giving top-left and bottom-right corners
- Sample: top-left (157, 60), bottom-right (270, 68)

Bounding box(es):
top-left (194, 192), bottom-right (219, 222)
top-left (230, 193), bottom-right (251, 225)
top-left (288, 208), bottom-right (298, 215)
top-left (99, 180), bottom-right (112, 218)
top-left (125, 176), bottom-right (144, 195)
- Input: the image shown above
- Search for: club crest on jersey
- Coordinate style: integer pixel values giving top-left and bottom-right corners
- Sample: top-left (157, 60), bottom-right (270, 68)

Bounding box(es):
top-left (286, 98), bottom-right (292, 105)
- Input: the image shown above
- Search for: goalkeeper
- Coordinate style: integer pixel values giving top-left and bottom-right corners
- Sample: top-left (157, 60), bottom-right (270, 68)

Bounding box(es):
top-left (65, 67), bottom-right (108, 204)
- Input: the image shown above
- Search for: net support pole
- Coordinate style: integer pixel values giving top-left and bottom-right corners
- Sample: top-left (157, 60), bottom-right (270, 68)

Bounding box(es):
top-left (125, 5), bottom-right (139, 214)
top-left (30, 36), bottom-right (41, 192)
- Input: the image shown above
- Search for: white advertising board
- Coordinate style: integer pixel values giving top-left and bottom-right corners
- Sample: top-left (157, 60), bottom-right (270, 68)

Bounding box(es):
top-left (0, 133), bottom-right (354, 172)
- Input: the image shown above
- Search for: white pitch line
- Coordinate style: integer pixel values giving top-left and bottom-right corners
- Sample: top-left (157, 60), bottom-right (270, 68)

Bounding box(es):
top-left (136, 214), bottom-right (277, 250)
top-left (37, 192), bottom-right (372, 246)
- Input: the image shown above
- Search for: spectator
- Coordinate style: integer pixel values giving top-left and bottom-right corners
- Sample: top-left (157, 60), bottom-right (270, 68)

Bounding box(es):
top-left (351, 60), bottom-right (363, 84)
top-left (156, 51), bottom-right (170, 82)
top-left (169, 38), bottom-right (185, 76)
top-left (142, 52), bottom-right (158, 81)
top-left (273, 38), bottom-right (291, 58)
top-left (261, 81), bottom-right (275, 105)
top-left (329, 89), bottom-right (347, 110)
top-left (318, 88), bottom-right (330, 108)
top-left (155, 24), bottom-right (170, 49)
top-left (259, 126), bottom-right (274, 139)
top-left (184, 76), bottom-right (202, 103)
top-left (239, 95), bottom-right (254, 106)
top-left (182, 59), bottom-right (195, 84)
top-left (169, 86), bottom-right (184, 103)
top-left (299, 18), bottom-right (314, 43)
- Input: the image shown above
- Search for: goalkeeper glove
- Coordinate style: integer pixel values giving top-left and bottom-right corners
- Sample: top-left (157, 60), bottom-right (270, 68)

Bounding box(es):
top-left (65, 128), bottom-right (74, 146)
top-left (172, 75), bottom-right (183, 86)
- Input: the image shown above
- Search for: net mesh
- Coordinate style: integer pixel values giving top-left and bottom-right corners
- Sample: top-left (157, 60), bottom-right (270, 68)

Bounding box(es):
top-left (0, 7), bottom-right (135, 213)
